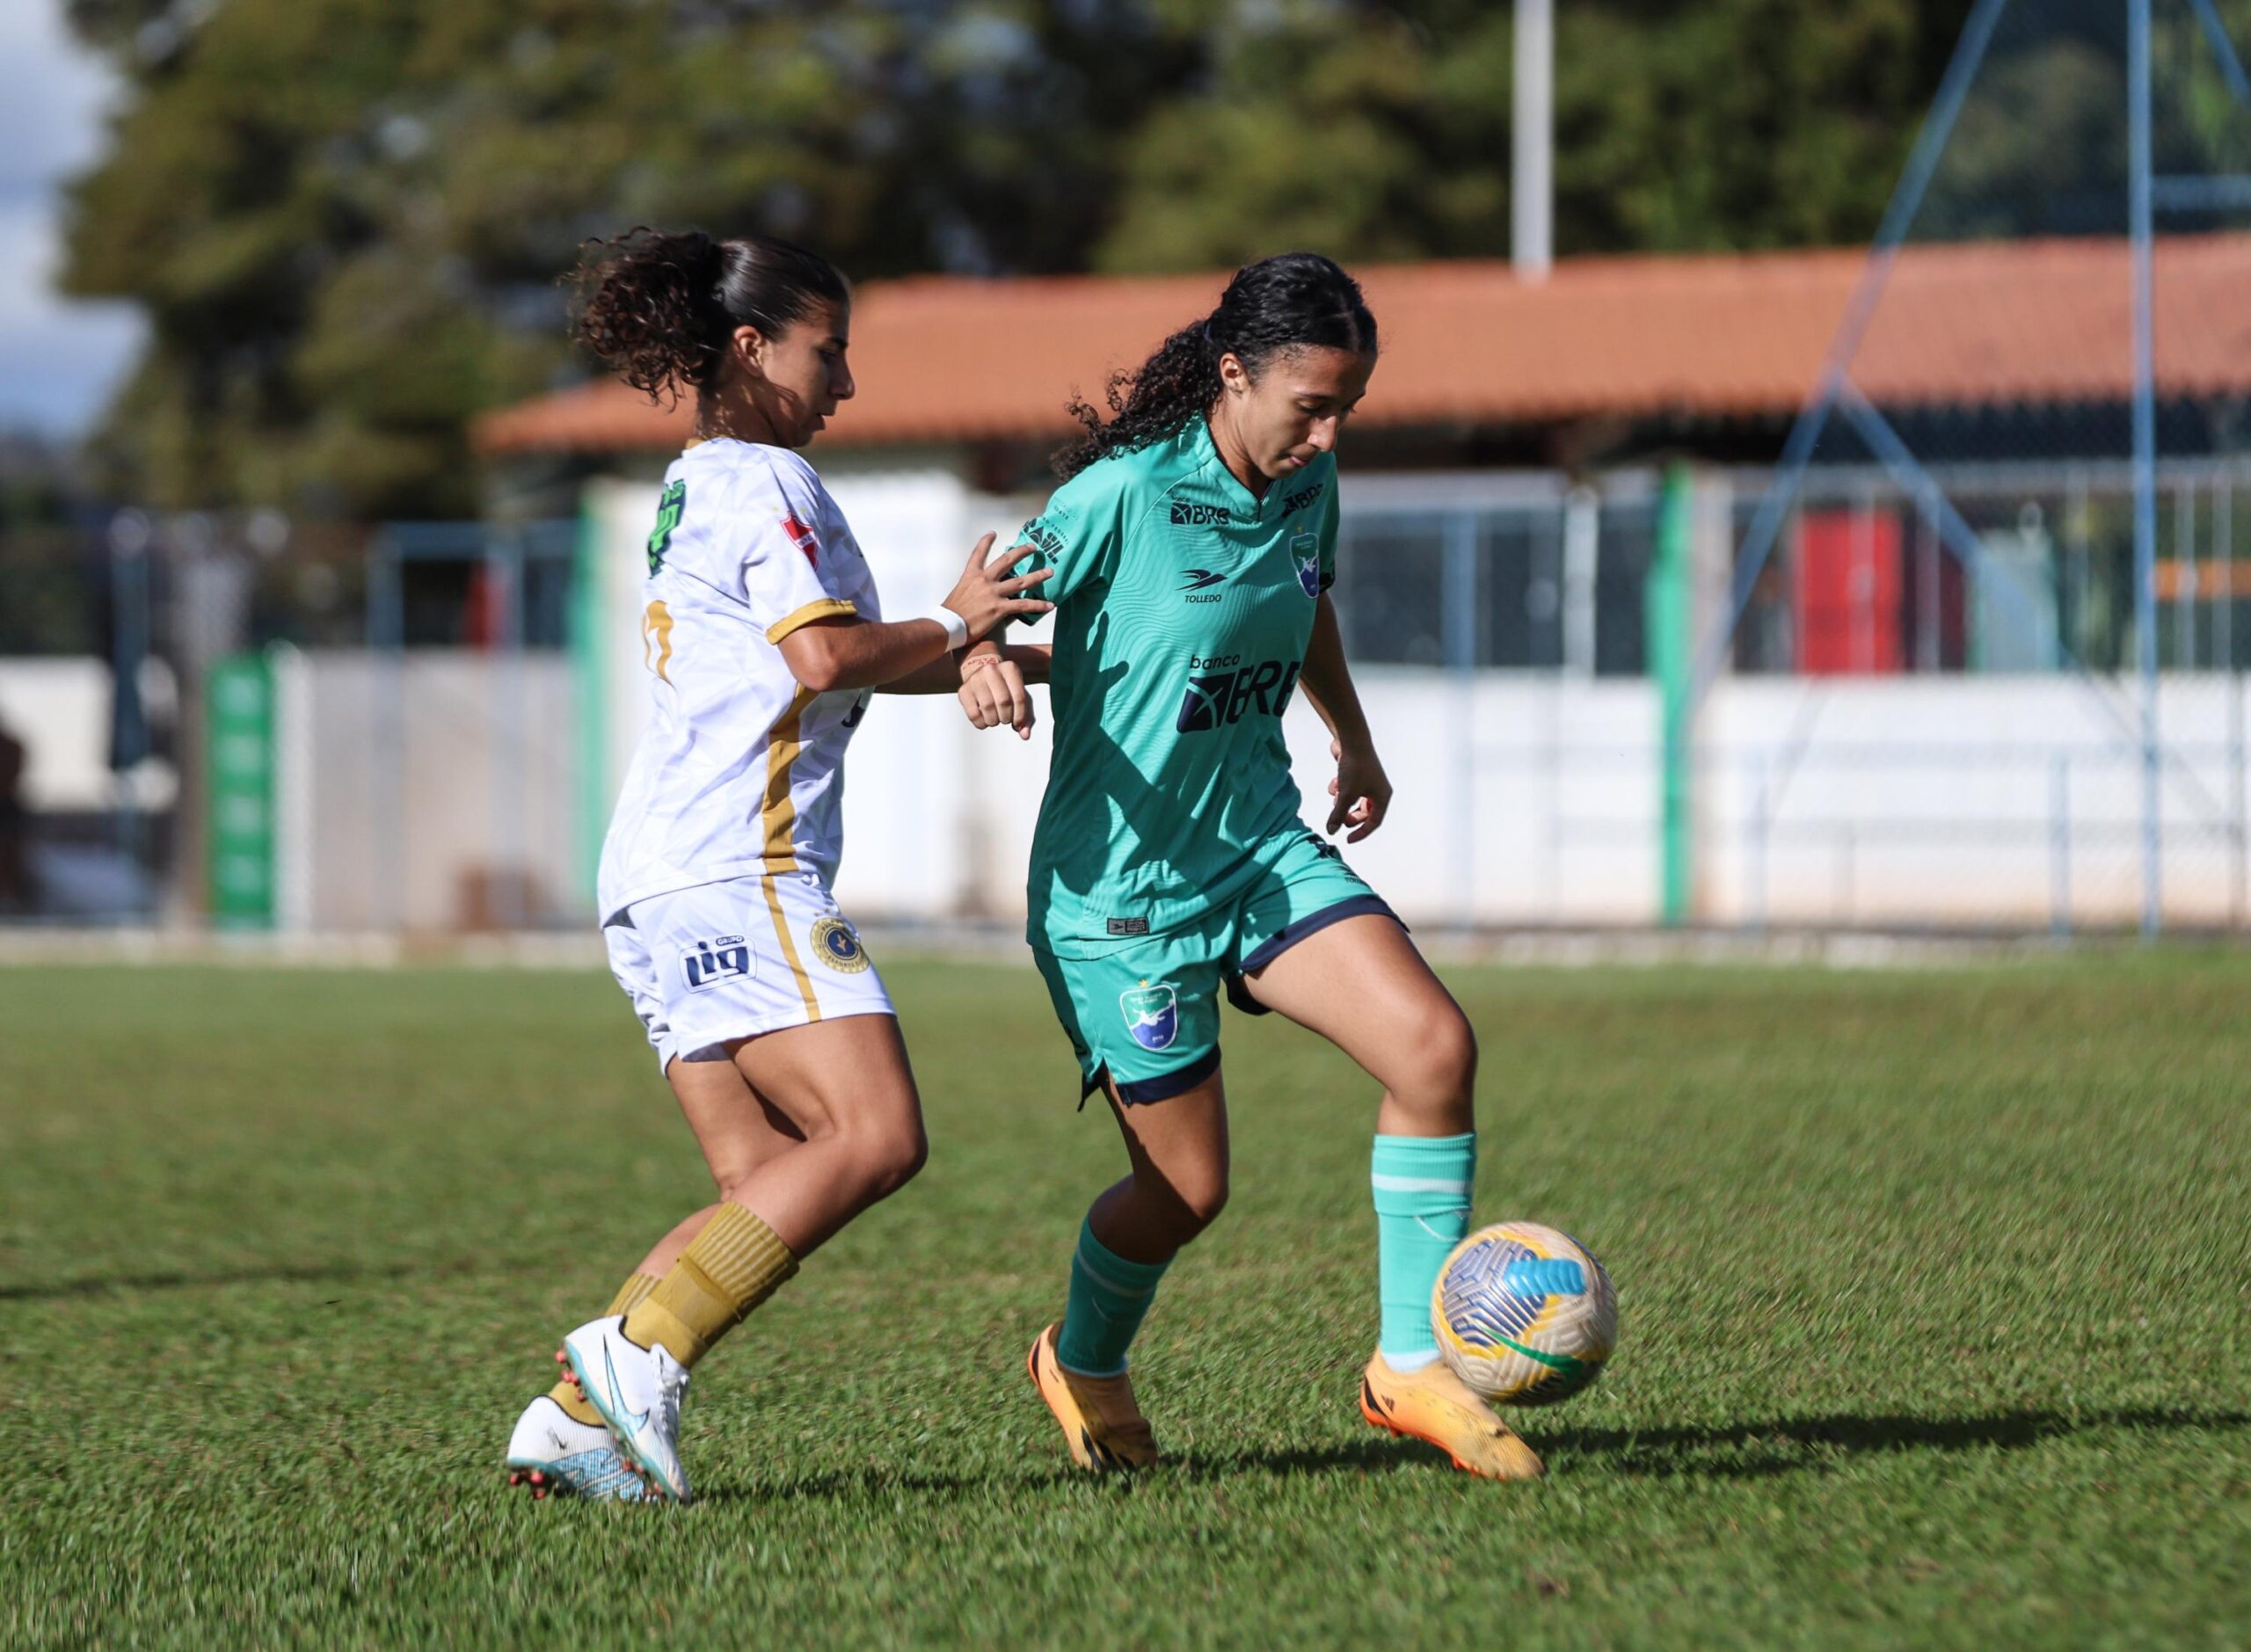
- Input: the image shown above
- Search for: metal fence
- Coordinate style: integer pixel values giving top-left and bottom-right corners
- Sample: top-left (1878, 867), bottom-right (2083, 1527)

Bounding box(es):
top-left (8, 449), bottom-right (2251, 933)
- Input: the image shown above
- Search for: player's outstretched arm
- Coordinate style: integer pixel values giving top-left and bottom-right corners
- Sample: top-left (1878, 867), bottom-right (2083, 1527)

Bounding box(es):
top-left (778, 535), bottom-right (1050, 694)
top-left (1296, 593), bottom-right (1392, 842)
top-left (874, 642), bottom-right (1047, 697)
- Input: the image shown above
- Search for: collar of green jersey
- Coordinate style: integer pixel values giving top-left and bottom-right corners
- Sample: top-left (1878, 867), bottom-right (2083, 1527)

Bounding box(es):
top-left (1188, 415), bottom-right (1288, 520)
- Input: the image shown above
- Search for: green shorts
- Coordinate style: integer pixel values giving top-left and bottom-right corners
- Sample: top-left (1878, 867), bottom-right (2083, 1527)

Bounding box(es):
top-left (1030, 830), bottom-right (1400, 1106)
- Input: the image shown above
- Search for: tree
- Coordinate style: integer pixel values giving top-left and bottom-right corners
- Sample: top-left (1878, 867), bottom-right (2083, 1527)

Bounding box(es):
top-left (60, 0), bottom-right (1985, 516)
top-left (59, 0), bottom-right (1206, 514)
top-left (1096, 0), bottom-right (1977, 271)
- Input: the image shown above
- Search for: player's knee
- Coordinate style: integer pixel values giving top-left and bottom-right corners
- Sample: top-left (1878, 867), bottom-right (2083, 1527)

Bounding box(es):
top-left (1185, 1175), bottom-right (1229, 1232)
top-left (1155, 1166), bottom-right (1229, 1235)
top-left (854, 1113), bottom-right (929, 1200)
top-left (881, 1121), bottom-right (930, 1193)
top-left (1395, 1001), bottom-right (1477, 1112)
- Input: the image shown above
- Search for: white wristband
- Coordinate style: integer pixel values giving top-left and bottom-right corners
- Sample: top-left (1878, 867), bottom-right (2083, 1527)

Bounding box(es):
top-left (924, 605), bottom-right (970, 651)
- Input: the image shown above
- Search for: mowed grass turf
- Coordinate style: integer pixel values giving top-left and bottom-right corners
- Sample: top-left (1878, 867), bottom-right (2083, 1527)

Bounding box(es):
top-left (2, 955), bottom-right (2247, 1648)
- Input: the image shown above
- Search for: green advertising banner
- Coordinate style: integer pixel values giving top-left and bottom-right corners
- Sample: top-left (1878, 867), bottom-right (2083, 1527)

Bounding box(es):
top-left (207, 652), bottom-right (276, 928)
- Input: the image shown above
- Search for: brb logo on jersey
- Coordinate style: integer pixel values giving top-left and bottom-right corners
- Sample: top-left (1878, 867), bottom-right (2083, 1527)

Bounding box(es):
top-left (682, 935), bottom-right (752, 993)
top-left (1170, 501), bottom-right (1231, 528)
top-left (1176, 653), bottom-right (1303, 733)
top-left (1291, 531), bottom-right (1322, 599)
top-left (1120, 980), bottom-right (1180, 1051)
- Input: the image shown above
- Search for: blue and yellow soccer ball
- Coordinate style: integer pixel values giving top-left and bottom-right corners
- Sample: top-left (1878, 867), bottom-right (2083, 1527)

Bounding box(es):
top-left (1432, 1221), bottom-right (1617, 1407)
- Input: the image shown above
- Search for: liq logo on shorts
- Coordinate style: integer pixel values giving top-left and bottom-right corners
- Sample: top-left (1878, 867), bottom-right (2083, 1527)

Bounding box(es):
top-left (683, 935), bottom-right (752, 993)
top-left (1291, 532), bottom-right (1322, 599)
top-left (810, 916), bottom-right (871, 973)
top-left (1120, 979), bottom-right (1180, 1052)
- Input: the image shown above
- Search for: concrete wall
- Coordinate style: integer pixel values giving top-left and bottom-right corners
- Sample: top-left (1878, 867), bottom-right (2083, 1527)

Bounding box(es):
top-left (275, 649), bottom-right (583, 933)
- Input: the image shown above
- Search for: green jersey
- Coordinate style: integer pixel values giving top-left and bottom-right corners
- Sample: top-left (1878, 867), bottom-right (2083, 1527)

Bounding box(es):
top-left (1014, 416), bottom-right (1340, 952)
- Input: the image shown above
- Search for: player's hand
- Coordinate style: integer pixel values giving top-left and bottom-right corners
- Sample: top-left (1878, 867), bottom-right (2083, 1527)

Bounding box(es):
top-left (943, 533), bottom-right (1053, 641)
top-left (958, 652), bottom-right (1035, 739)
top-left (1326, 737), bottom-right (1392, 842)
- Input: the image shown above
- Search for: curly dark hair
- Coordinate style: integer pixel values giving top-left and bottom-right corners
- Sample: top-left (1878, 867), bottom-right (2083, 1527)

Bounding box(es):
top-left (1053, 252), bottom-right (1378, 481)
top-left (569, 228), bottom-right (849, 411)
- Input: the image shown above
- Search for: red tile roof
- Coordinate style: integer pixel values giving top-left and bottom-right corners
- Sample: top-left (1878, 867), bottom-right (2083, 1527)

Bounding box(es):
top-left (473, 235), bottom-right (2251, 455)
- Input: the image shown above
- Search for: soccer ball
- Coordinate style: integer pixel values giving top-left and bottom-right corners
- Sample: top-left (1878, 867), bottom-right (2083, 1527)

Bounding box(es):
top-left (1431, 1221), bottom-right (1616, 1406)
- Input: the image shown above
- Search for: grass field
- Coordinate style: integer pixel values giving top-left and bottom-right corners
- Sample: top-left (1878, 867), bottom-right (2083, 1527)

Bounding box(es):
top-left (2, 954), bottom-right (2247, 1647)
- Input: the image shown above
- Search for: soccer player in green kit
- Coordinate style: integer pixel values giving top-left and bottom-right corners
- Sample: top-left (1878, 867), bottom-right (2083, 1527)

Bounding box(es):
top-left (959, 252), bottom-right (1543, 1481)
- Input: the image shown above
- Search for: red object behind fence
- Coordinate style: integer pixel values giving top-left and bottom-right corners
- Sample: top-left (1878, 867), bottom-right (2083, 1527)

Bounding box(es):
top-left (1796, 508), bottom-right (1903, 674)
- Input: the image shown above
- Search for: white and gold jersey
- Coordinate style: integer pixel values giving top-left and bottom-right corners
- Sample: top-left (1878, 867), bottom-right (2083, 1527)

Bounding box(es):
top-left (597, 439), bottom-right (881, 923)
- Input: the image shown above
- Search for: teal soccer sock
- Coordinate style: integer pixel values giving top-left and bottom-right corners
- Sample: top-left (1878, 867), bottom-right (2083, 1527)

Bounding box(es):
top-left (1055, 1217), bottom-right (1172, 1378)
top-left (1372, 1132), bottom-right (1476, 1371)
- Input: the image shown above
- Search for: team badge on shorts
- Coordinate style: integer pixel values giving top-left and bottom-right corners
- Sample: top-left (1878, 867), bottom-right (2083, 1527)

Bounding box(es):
top-left (810, 916), bottom-right (871, 973)
top-left (1291, 532), bottom-right (1322, 599)
top-left (683, 935), bottom-right (752, 992)
top-left (1120, 980), bottom-right (1180, 1052)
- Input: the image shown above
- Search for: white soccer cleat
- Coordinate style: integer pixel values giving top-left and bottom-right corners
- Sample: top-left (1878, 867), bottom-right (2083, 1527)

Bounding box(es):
top-left (560, 1316), bottom-right (693, 1503)
top-left (503, 1394), bottom-right (649, 1503)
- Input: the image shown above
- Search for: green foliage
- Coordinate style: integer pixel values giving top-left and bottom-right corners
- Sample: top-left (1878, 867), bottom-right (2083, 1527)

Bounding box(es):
top-left (1, 956), bottom-right (2247, 1642)
top-left (61, 1), bottom-right (1986, 514)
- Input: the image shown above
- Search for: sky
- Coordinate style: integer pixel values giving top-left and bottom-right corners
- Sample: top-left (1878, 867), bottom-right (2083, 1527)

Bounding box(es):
top-left (0, 2), bottom-right (144, 438)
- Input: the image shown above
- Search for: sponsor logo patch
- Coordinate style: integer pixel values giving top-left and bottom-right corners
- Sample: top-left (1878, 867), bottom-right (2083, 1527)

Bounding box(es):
top-left (1022, 521), bottom-right (1065, 559)
top-left (1106, 916), bottom-right (1150, 937)
top-left (1176, 658), bottom-right (1302, 732)
top-left (1169, 501), bottom-right (1232, 528)
top-left (1120, 980), bottom-right (1180, 1052)
top-left (682, 935), bottom-right (752, 993)
top-left (810, 916), bottom-right (871, 973)
top-left (1279, 480), bottom-right (1326, 517)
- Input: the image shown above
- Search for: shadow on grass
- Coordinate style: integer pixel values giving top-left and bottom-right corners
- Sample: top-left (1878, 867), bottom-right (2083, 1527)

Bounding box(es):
top-left (0, 1256), bottom-right (523, 1300)
top-left (594, 1408), bottom-right (2251, 1505)
top-left (696, 1466), bottom-right (1081, 1504)
top-left (1534, 1407), bottom-right (2251, 1480)
top-left (0, 1263), bottom-right (387, 1300)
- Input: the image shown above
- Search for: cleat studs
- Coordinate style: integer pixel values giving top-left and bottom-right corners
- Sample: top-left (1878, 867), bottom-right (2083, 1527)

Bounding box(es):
top-left (507, 1472), bottom-right (522, 1485)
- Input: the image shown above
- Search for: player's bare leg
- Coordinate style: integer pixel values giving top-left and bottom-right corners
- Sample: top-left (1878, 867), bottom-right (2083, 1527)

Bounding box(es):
top-left (1030, 1071), bottom-right (1228, 1472)
top-left (563, 1014), bottom-right (927, 1500)
top-left (1243, 915), bottom-right (1543, 1481)
top-left (510, 1058), bottom-right (803, 1500)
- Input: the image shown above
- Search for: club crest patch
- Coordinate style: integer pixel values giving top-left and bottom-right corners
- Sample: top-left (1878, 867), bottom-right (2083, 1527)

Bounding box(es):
top-left (810, 916), bottom-right (871, 973)
top-left (781, 513), bottom-right (820, 568)
top-left (1291, 531), bottom-right (1322, 599)
top-left (1120, 980), bottom-right (1180, 1052)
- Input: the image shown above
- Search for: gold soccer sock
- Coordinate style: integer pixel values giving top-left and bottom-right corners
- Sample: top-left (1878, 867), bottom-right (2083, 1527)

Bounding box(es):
top-left (551, 1271), bottom-right (662, 1426)
top-left (620, 1204), bottom-right (798, 1369)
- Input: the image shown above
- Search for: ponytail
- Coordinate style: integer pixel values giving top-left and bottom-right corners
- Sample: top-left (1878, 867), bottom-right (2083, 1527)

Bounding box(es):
top-left (571, 228), bottom-right (849, 409)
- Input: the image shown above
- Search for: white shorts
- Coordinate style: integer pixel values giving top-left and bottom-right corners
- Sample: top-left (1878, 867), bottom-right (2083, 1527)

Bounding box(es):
top-left (603, 870), bottom-right (894, 1071)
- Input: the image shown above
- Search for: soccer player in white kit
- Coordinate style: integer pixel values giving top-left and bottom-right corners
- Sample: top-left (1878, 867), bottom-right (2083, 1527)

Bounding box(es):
top-left (503, 229), bottom-right (1052, 1503)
